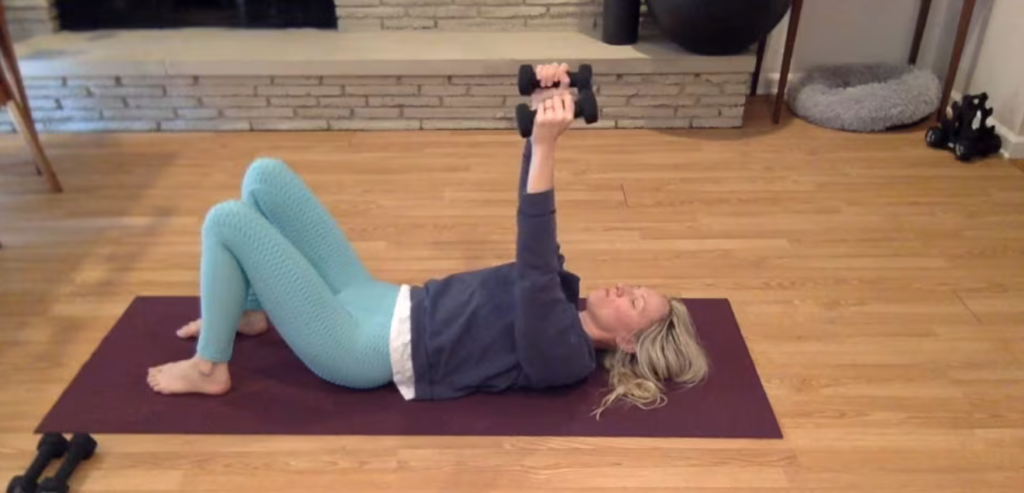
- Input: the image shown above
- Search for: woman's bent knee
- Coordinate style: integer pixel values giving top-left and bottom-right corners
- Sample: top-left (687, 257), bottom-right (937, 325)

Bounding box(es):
top-left (202, 200), bottom-right (260, 238)
top-left (243, 157), bottom-right (293, 193)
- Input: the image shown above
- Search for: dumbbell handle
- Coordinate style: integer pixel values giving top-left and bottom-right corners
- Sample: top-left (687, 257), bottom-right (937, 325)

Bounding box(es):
top-left (516, 104), bottom-right (585, 139)
top-left (519, 64), bottom-right (593, 96)
top-left (516, 90), bottom-right (598, 138)
top-left (8, 434), bottom-right (67, 492)
top-left (40, 434), bottom-right (95, 490)
top-left (20, 453), bottom-right (54, 483)
top-left (535, 103), bottom-right (586, 120)
top-left (48, 451), bottom-right (85, 484)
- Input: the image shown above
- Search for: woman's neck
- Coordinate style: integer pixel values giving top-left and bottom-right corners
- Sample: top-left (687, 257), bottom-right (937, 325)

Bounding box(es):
top-left (579, 310), bottom-right (613, 349)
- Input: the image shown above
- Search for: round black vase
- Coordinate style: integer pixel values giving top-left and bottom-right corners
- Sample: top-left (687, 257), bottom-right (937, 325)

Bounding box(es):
top-left (602, 0), bottom-right (642, 45)
top-left (646, 0), bottom-right (792, 55)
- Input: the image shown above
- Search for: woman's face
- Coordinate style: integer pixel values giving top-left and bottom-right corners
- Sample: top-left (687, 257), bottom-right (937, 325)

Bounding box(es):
top-left (586, 284), bottom-right (670, 352)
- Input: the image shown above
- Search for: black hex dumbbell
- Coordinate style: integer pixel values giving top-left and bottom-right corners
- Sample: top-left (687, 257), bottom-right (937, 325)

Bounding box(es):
top-left (516, 90), bottom-right (599, 138)
top-left (37, 434), bottom-right (97, 493)
top-left (7, 433), bottom-right (69, 493)
top-left (518, 64), bottom-right (593, 96)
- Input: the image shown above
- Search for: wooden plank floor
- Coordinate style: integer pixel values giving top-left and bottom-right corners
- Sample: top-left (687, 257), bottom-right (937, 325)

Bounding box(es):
top-left (2, 100), bottom-right (1023, 492)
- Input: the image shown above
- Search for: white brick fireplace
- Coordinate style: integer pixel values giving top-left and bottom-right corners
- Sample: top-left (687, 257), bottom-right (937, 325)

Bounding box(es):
top-left (3, 0), bottom-right (57, 41)
top-left (2, 1), bottom-right (756, 133)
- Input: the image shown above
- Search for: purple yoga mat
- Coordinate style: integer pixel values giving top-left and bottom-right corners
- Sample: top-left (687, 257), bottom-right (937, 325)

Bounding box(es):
top-left (37, 297), bottom-right (781, 438)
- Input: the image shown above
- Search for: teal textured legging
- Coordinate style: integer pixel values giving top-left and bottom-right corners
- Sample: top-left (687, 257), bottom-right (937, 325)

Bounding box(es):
top-left (196, 158), bottom-right (398, 389)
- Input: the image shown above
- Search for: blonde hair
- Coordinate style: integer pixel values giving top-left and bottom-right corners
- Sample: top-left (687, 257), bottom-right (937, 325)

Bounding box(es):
top-left (593, 298), bottom-right (709, 418)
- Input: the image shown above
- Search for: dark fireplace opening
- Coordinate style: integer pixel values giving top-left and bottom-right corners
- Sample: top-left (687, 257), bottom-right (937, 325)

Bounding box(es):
top-left (174, 0), bottom-right (237, 27)
top-left (57, 0), bottom-right (338, 31)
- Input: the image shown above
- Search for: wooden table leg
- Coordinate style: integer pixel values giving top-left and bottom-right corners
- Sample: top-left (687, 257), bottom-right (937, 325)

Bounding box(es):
top-left (937, 0), bottom-right (976, 121)
top-left (750, 35), bottom-right (768, 97)
top-left (909, 0), bottom-right (933, 64)
top-left (6, 100), bottom-right (63, 193)
top-left (773, 0), bottom-right (803, 124)
top-left (0, 4), bottom-right (63, 192)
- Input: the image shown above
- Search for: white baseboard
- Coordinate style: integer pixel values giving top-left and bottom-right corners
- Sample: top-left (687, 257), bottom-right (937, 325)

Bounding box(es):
top-left (756, 72), bottom-right (793, 96)
top-left (996, 126), bottom-right (1024, 160)
top-left (757, 75), bottom-right (1023, 159)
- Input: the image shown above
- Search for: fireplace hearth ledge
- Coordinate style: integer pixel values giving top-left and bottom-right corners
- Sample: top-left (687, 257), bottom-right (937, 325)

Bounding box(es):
top-left (13, 29), bottom-right (755, 77)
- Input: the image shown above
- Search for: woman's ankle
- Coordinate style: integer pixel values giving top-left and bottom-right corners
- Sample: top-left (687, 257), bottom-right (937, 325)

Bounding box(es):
top-left (192, 356), bottom-right (223, 375)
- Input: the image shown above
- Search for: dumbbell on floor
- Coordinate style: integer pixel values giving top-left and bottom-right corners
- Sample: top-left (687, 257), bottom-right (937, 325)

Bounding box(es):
top-left (516, 90), bottom-right (599, 138)
top-left (37, 434), bottom-right (96, 493)
top-left (518, 64), bottom-right (593, 96)
top-left (7, 433), bottom-right (69, 493)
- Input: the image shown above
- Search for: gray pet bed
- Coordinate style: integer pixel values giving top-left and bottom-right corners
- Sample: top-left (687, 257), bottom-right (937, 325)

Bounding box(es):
top-left (787, 63), bottom-right (940, 132)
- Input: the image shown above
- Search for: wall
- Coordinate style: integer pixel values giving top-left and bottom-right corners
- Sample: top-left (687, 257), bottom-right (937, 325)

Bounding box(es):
top-left (915, 0), bottom-right (1023, 154)
top-left (757, 0), bottom-right (1023, 156)
top-left (757, 0), bottom-right (924, 79)
top-left (950, 0), bottom-right (1023, 137)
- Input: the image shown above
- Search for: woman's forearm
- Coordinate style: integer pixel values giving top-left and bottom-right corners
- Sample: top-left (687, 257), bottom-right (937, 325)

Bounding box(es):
top-left (518, 139), bottom-right (532, 194)
top-left (526, 141), bottom-right (555, 194)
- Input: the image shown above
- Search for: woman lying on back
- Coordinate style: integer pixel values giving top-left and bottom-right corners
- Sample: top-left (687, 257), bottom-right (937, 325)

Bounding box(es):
top-left (147, 63), bottom-right (709, 416)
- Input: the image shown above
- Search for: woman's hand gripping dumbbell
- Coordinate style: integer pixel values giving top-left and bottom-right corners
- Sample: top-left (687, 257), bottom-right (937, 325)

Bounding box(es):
top-left (518, 63), bottom-right (593, 96)
top-left (516, 63), bottom-right (599, 139)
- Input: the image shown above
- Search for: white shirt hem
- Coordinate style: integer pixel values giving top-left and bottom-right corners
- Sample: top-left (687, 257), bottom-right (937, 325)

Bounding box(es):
top-left (388, 284), bottom-right (416, 400)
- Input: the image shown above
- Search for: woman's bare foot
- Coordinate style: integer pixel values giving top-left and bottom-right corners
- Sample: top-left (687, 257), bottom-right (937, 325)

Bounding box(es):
top-left (176, 311), bottom-right (268, 339)
top-left (147, 356), bottom-right (231, 395)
